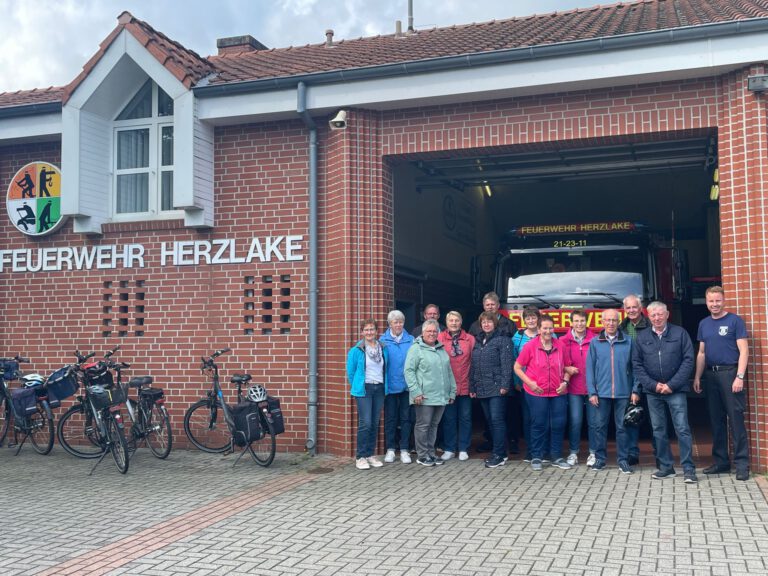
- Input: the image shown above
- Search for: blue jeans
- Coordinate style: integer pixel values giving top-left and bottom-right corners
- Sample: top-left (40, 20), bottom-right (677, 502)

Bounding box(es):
top-left (384, 390), bottom-right (412, 451)
top-left (441, 395), bottom-right (472, 453)
top-left (567, 394), bottom-right (595, 455)
top-left (590, 397), bottom-right (631, 464)
top-left (355, 383), bottom-right (385, 458)
top-left (527, 393), bottom-right (567, 460)
top-left (479, 396), bottom-right (507, 458)
top-left (646, 392), bottom-right (695, 472)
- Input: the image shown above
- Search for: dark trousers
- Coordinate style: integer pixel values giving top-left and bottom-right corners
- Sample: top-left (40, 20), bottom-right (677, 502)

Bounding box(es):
top-left (704, 368), bottom-right (749, 471)
top-left (479, 396), bottom-right (507, 459)
top-left (384, 390), bottom-right (412, 451)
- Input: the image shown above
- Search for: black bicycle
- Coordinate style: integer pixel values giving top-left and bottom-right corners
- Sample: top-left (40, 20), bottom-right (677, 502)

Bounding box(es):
top-left (56, 351), bottom-right (130, 474)
top-left (183, 348), bottom-right (276, 467)
top-left (0, 356), bottom-right (55, 455)
top-left (104, 346), bottom-right (172, 459)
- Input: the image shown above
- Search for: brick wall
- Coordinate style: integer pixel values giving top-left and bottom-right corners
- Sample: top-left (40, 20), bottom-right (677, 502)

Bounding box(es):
top-left (3, 68), bottom-right (767, 469)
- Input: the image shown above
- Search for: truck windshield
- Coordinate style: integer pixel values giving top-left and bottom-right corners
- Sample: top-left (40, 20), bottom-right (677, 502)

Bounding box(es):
top-left (503, 245), bottom-right (647, 306)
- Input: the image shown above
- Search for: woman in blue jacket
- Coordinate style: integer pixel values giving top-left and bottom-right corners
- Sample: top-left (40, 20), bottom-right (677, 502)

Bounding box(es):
top-left (380, 310), bottom-right (415, 464)
top-left (347, 318), bottom-right (389, 470)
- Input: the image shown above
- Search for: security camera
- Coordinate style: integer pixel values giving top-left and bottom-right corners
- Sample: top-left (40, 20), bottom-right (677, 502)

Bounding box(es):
top-left (329, 110), bottom-right (347, 130)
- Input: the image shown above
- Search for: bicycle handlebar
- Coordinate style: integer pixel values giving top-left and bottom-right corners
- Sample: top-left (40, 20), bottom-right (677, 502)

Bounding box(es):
top-left (104, 345), bottom-right (121, 359)
top-left (73, 350), bottom-right (96, 364)
top-left (0, 355), bottom-right (29, 363)
top-left (200, 347), bottom-right (231, 371)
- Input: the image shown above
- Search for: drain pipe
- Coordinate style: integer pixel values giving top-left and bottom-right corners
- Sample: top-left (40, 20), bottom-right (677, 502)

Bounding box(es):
top-left (297, 81), bottom-right (318, 455)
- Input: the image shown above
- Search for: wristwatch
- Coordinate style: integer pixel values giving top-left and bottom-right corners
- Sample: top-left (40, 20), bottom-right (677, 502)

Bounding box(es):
top-left (737, 373), bottom-right (745, 380)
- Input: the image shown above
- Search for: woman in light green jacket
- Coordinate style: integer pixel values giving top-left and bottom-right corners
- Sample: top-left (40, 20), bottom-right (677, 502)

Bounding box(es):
top-left (404, 319), bottom-right (456, 467)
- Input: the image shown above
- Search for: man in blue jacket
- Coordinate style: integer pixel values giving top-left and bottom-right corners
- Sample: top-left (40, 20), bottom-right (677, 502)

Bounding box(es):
top-left (632, 301), bottom-right (697, 483)
top-left (586, 308), bottom-right (640, 474)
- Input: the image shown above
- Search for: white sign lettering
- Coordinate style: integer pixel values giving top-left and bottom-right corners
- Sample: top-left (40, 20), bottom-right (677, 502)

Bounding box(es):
top-left (0, 236), bottom-right (304, 273)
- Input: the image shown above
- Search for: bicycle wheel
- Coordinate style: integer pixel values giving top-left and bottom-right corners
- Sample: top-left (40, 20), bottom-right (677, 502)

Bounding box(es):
top-left (0, 395), bottom-right (9, 445)
top-left (183, 399), bottom-right (230, 453)
top-left (249, 414), bottom-right (276, 467)
top-left (145, 402), bottom-right (173, 459)
top-left (57, 403), bottom-right (103, 459)
top-left (28, 400), bottom-right (54, 455)
top-left (106, 412), bottom-right (129, 474)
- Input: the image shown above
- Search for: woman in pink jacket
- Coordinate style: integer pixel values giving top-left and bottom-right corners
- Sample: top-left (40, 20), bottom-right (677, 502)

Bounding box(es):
top-left (514, 315), bottom-right (574, 472)
top-left (559, 310), bottom-right (595, 467)
top-left (437, 311), bottom-right (475, 461)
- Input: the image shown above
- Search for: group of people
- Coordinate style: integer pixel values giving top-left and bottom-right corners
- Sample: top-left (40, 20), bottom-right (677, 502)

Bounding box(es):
top-left (346, 286), bottom-right (750, 481)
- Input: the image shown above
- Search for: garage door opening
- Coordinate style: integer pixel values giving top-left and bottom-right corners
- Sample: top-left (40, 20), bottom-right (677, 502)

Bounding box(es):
top-left (389, 131), bottom-right (719, 457)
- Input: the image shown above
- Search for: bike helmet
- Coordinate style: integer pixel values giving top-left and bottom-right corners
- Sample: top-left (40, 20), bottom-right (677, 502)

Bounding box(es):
top-left (22, 373), bottom-right (45, 388)
top-left (246, 384), bottom-right (268, 403)
top-left (623, 403), bottom-right (645, 427)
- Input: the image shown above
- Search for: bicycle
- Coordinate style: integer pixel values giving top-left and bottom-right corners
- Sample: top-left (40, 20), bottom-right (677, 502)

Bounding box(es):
top-left (104, 346), bottom-right (172, 459)
top-left (56, 351), bottom-right (130, 474)
top-left (183, 347), bottom-right (276, 467)
top-left (0, 355), bottom-right (55, 455)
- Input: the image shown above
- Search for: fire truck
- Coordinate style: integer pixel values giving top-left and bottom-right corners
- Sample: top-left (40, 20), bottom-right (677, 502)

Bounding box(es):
top-left (489, 221), bottom-right (686, 331)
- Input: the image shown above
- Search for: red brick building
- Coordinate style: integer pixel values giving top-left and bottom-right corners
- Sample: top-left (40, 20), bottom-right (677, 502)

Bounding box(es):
top-left (2, 1), bottom-right (768, 469)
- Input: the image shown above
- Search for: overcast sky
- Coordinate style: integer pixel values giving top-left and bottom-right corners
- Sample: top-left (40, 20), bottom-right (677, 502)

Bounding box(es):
top-left (0, 0), bottom-right (611, 93)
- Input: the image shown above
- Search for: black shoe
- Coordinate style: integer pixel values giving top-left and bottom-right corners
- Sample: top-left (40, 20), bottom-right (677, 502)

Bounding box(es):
top-left (652, 468), bottom-right (676, 479)
top-left (736, 469), bottom-right (749, 481)
top-left (432, 457), bottom-right (445, 466)
top-left (684, 471), bottom-right (698, 484)
top-left (592, 460), bottom-right (606, 471)
top-left (702, 464), bottom-right (731, 474)
top-left (627, 455), bottom-right (640, 466)
top-left (477, 441), bottom-right (492, 453)
top-left (484, 455), bottom-right (505, 468)
top-left (416, 457), bottom-right (435, 467)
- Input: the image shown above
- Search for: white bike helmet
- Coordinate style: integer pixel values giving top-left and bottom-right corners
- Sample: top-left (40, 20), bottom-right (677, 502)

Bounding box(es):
top-left (246, 384), bottom-right (268, 402)
top-left (22, 373), bottom-right (45, 388)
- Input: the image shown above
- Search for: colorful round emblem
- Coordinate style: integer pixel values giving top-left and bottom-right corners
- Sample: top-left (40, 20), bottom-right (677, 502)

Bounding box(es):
top-left (6, 162), bottom-right (66, 236)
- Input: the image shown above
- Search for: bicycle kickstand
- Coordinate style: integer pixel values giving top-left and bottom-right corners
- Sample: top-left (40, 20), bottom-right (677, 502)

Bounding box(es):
top-left (232, 441), bottom-right (250, 468)
top-left (13, 432), bottom-right (29, 456)
top-left (88, 449), bottom-right (111, 476)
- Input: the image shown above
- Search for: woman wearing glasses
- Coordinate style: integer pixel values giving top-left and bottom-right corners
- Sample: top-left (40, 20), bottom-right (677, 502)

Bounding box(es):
top-left (437, 311), bottom-right (475, 461)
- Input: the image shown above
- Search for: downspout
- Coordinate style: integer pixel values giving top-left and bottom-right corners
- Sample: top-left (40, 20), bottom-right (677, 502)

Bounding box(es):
top-left (297, 81), bottom-right (318, 455)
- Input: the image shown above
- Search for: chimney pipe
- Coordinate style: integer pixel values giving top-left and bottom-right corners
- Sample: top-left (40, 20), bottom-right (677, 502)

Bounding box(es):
top-left (325, 29), bottom-right (334, 47)
top-left (395, 20), bottom-right (402, 37)
top-left (408, 0), bottom-right (414, 32)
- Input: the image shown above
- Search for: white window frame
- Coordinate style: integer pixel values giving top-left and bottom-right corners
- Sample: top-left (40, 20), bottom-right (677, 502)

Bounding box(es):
top-left (111, 82), bottom-right (180, 221)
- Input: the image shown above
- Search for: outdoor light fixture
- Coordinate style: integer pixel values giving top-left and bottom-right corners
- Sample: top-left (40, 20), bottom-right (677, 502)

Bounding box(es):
top-left (747, 75), bottom-right (768, 92)
top-left (482, 181), bottom-right (492, 197)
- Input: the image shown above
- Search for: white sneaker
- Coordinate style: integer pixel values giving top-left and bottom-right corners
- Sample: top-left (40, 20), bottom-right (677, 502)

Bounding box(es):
top-left (586, 453), bottom-right (596, 467)
top-left (567, 453), bottom-right (578, 466)
top-left (356, 457), bottom-right (370, 470)
top-left (400, 450), bottom-right (412, 464)
top-left (458, 451), bottom-right (469, 461)
top-left (367, 456), bottom-right (383, 468)
top-left (441, 451), bottom-right (455, 461)
top-left (384, 449), bottom-right (396, 463)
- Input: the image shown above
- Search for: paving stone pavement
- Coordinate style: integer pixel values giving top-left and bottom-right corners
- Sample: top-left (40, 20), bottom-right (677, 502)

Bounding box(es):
top-left (2, 446), bottom-right (767, 576)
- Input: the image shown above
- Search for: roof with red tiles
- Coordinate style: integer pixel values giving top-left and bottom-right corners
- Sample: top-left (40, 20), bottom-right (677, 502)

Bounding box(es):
top-left (2, 0), bottom-right (768, 110)
top-left (207, 0), bottom-right (768, 85)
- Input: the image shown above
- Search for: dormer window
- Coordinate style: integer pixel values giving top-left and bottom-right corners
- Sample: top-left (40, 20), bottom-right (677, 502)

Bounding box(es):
top-left (113, 80), bottom-right (176, 216)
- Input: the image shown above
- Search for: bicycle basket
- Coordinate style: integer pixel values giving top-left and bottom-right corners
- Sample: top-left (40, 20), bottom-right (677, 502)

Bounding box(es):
top-left (83, 361), bottom-right (114, 387)
top-left (87, 384), bottom-right (126, 410)
top-left (46, 367), bottom-right (78, 401)
top-left (230, 401), bottom-right (263, 446)
top-left (139, 387), bottom-right (164, 403)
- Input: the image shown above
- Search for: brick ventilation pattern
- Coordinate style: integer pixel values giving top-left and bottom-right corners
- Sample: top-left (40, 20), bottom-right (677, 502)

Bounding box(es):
top-left (243, 274), bottom-right (291, 335)
top-left (102, 279), bottom-right (147, 338)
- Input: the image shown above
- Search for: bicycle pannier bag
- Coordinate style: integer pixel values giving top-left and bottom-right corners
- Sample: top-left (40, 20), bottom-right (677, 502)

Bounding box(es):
top-left (83, 361), bottom-right (114, 387)
top-left (46, 367), bottom-right (78, 403)
top-left (2, 360), bottom-right (19, 380)
top-left (231, 401), bottom-right (262, 446)
top-left (11, 387), bottom-right (37, 421)
top-left (265, 396), bottom-right (285, 435)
